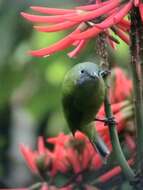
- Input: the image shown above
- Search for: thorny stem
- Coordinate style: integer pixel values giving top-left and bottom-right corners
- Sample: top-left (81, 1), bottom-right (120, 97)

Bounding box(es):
top-left (130, 7), bottom-right (143, 172)
top-left (97, 33), bottom-right (135, 184)
top-left (138, 14), bottom-right (143, 99)
top-left (136, 8), bottom-right (143, 98)
top-left (96, 33), bottom-right (109, 69)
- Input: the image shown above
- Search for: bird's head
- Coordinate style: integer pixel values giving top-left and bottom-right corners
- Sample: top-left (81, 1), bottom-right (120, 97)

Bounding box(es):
top-left (69, 62), bottom-right (103, 88)
top-left (62, 62), bottom-right (105, 97)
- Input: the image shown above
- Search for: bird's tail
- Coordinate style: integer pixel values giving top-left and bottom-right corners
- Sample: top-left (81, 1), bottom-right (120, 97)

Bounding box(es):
top-left (90, 133), bottom-right (110, 163)
top-left (82, 123), bottom-right (110, 163)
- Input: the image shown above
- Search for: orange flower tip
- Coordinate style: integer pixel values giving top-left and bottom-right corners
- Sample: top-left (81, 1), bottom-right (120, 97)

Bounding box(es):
top-left (27, 46), bottom-right (52, 57)
top-left (33, 26), bottom-right (49, 33)
top-left (28, 51), bottom-right (50, 58)
top-left (30, 6), bottom-right (38, 10)
top-left (20, 144), bottom-right (29, 156)
top-left (20, 12), bottom-right (28, 19)
top-left (21, 12), bottom-right (38, 23)
top-left (27, 50), bottom-right (44, 57)
top-left (20, 143), bottom-right (28, 150)
top-left (33, 25), bottom-right (41, 31)
top-left (43, 55), bottom-right (50, 58)
top-left (67, 53), bottom-right (76, 58)
top-left (21, 12), bottom-right (44, 23)
top-left (139, 4), bottom-right (143, 22)
top-left (26, 51), bottom-right (33, 57)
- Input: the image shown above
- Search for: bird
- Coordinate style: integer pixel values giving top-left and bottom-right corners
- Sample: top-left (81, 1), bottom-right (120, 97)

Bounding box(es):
top-left (62, 62), bottom-right (110, 160)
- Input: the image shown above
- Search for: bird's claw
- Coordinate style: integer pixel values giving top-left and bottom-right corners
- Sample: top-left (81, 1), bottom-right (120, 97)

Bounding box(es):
top-left (100, 69), bottom-right (111, 78)
top-left (95, 117), bottom-right (117, 126)
top-left (104, 117), bottom-right (117, 126)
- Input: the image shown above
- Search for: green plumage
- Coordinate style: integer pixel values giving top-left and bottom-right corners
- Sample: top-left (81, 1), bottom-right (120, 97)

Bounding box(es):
top-left (62, 62), bottom-right (109, 159)
top-left (62, 62), bottom-right (105, 132)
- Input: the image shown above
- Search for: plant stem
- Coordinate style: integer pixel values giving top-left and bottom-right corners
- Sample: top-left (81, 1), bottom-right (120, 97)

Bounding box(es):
top-left (97, 33), bottom-right (135, 183)
top-left (130, 7), bottom-right (143, 171)
top-left (138, 10), bottom-right (143, 98)
top-left (104, 94), bottom-right (135, 182)
top-left (96, 33), bottom-right (109, 69)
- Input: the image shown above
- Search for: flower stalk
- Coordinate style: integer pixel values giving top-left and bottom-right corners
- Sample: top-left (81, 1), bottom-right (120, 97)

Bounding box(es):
top-left (104, 95), bottom-right (135, 182)
top-left (130, 7), bottom-right (143, 172)
top-left (138, 11), bottom-right (143, 99)
top-left (97, 33), bottom-right (135, 184)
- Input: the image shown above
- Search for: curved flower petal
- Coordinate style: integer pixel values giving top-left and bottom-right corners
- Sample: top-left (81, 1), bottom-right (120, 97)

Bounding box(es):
top-left (38, 136), bottom-right (46, 155)
top-left (68, 39), bottom-right (87, 58)
top-left (71, 26), bottom-right (101, 40)
top-left (30, 6), bottom-right (75, 15)
top-left (34, 21), bottom-right (77, 32)
top-left (21, 12), bottom-right (77, 23)
top-left (117, 19), bottom-right (130, 31)
top-left (125, 134), bottom-right (136, 151)
top-left (28, 31), bottom-right (78, 57)
top-left (20, 144), bottom-right (38, 173)
top-left (139, 3), bottom-right (143, 22)
top-left (71, 1), bottom-right (132, 40)
top-left (99, 159), bottom-right (134, 183)
top-left (112, 26), bottom-right (130, 45)
top-left (66, 0), bottom-right (119, 22)
top-left (134, 0), bottom-right (139, 7)
top-left (76, 1), bottom-right (109, 11)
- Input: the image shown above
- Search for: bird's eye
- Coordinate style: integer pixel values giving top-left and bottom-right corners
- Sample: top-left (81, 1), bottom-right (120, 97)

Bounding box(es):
top-left (81, 69), bottom-right (85, 74)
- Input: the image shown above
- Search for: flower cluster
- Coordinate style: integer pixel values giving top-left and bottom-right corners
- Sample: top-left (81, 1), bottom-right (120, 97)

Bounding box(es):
top-left (21, 0), bottom-right (143, 58)
top-left (17, 67), bottom-right (135, 190)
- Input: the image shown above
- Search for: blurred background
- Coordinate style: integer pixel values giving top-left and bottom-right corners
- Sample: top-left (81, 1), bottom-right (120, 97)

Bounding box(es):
top-left (0, 0), bottom-right (130, 188)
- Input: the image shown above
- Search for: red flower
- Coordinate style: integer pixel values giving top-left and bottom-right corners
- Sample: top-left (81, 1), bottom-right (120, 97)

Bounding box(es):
top-left (41, 183), bottom-right (49, 190)
top-left (21, 0), bottom-right (133, 58)
top-left (20, 144), bottom-right (38, 174)
top-left (139, 3), bottom-right (143, 21)
top-left (125, 134), bottom-right (136, 151)
top-left (109, 67), bottom-right (132, 104)
top-left (98, 158), bottom-right (134, 183)
top-left (20, 137), bottom-right (52, 175)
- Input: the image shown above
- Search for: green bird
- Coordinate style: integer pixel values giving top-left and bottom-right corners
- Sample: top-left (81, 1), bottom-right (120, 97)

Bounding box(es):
top-left (62, 62), bottom-right (110, 160)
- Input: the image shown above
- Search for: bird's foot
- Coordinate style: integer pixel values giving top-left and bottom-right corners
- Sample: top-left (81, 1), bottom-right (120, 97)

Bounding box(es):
top-left (95, 117), bottom-right (117, 126)
top-left (105, 117), bottom-right (117, 126)
top-left (100, 69), bottom-right (111, 78)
